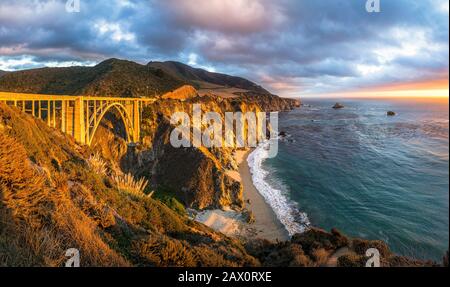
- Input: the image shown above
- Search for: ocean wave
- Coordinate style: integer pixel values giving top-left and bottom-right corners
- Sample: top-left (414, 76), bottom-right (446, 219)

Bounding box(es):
top-left (247, 141), bottom-right (310, 236)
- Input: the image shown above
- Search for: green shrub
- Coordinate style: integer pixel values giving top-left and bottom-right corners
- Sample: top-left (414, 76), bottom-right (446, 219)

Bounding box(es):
top-left (154, 186), bottom-right (186, 216)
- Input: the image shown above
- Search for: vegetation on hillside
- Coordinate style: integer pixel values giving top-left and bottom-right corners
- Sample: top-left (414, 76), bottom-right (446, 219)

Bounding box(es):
top-left (0, 102), bottom-right (258, 267)
top-left (161, 85), bottom-right (198, 100)
top-left (246, 228), bottom-right (438, 267)
top-left (0, 59), bottom-right (187, 97)
top-left (0, 58), bottom-right (285, 100)
top-left (148, 61), bottom-right (271, 95)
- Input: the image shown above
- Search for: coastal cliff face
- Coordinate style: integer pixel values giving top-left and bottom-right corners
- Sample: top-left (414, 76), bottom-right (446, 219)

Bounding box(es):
top-left (117, 95), bottom-right (299, 210)
top-left (235, 92), bottom-right (301, 111)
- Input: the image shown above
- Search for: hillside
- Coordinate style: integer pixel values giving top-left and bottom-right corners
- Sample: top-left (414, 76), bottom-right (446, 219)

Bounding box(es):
top-left (0, 70), bottom-right (7, 78)
top-left (0, 59), bottom-right (186, 97)
top-left (0, 59), bottom-right (280, 100)
top-left (148, 61), bottom-right (271, 95)
top-left (0, 59), bottom-right (299, 107)
top-left (0, 102), bottom-right (258, 266)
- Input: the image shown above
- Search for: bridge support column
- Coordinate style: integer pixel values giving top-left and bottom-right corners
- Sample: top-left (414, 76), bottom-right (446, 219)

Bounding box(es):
top-left (52, 101), bottom-right (56, 128)
top-left (47, 100), bottom-right (51, 126)
top-left (133, 100), bottom-right (140, 142)
top-left (61, 101), bottom-right (66, 133)
top-left (85, 100), bottom-right (90, 144)
top-left (74, 97), bottom-right (86, 144)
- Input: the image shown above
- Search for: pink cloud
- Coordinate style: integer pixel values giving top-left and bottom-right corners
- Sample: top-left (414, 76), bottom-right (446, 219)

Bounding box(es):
top-left (161, 0), bottom-right (285, 34)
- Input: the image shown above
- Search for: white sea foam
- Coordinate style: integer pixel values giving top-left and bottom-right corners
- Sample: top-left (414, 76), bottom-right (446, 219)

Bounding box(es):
top-left (247, 141), bottom-right (310, 236)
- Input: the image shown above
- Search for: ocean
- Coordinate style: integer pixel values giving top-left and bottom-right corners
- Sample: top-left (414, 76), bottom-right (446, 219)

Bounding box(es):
top-left (248, 97), bottom-right (449, 261)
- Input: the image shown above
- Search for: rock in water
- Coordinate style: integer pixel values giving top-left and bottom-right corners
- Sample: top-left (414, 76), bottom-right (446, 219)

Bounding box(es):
top-left (387, 111), bottom-right (396, 116)
top-left (332, 103), bottom-right (344, 109)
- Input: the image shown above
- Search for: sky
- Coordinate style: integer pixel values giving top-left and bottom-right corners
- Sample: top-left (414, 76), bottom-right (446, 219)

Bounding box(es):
top-left (0, 0), bottom-right (448, 98)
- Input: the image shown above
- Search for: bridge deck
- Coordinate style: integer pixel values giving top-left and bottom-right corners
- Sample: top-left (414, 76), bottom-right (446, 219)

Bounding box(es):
top-left (0, 91), bottom-right (157, 102)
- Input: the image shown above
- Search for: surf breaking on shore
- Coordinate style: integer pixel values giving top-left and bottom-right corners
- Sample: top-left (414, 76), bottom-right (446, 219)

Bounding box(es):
top-left (247, 141), bottom-right (311, 236)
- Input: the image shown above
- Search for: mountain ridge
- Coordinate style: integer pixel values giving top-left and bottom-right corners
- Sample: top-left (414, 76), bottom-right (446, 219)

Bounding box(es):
top-left (0, 58), bottom-right (275, 99)
top-left (0, 59), bottom-right (188, 97)
top-left (147, 61), bottom-right (271, 95)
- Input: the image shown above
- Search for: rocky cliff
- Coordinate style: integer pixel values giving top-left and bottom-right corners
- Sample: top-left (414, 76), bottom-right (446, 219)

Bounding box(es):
top-left (95, 94), bottom-right (298, 210)
top-left (135, 93), bottom-right (299, 209)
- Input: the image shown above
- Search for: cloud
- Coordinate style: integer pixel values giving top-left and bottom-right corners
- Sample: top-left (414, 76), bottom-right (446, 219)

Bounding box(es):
top-left (159, 0), bottom-right (285, 34)
top-left (94, 20), bottom-right (135, 42)
top-left (0, 0), bottom-right (448, 96)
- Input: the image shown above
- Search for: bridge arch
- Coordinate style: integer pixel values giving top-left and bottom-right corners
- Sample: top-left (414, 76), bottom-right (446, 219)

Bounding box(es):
top-left (87, 102), bottom-right (135, 146)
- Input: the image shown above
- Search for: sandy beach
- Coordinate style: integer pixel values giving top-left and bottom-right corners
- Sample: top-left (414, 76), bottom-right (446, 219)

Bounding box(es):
top-left (236, 149), bottom-right (290, 241)
top-left (195, 149), bottom-right (289, 241)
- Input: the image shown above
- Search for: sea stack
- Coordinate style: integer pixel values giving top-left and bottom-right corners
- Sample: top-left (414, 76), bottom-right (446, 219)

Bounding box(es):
top-left (387, 111), bottom-right (396, 116)
top-left (332, 103), bottom-right (344, 109)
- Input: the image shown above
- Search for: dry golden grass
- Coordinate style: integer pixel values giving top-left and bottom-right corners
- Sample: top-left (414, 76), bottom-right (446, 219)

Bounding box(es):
top-left (312, 248), bottom-right (331, 266)
top-left (0, 131), bottom-right (129, 266)
top-left (112, 172), bottom-right (152, 198)
top-left (161, 85), bottom-right (197, 100)
top-left (87, 153), bottom-right (108, 175)
top-left (132, 235), bottom-right (197, 267)
top-left (0, 104), bottom-right (129, 266)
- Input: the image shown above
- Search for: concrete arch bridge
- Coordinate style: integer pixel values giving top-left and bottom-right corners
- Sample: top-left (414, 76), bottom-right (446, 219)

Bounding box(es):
top-left (0, 92), bottom-right (156, 146)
